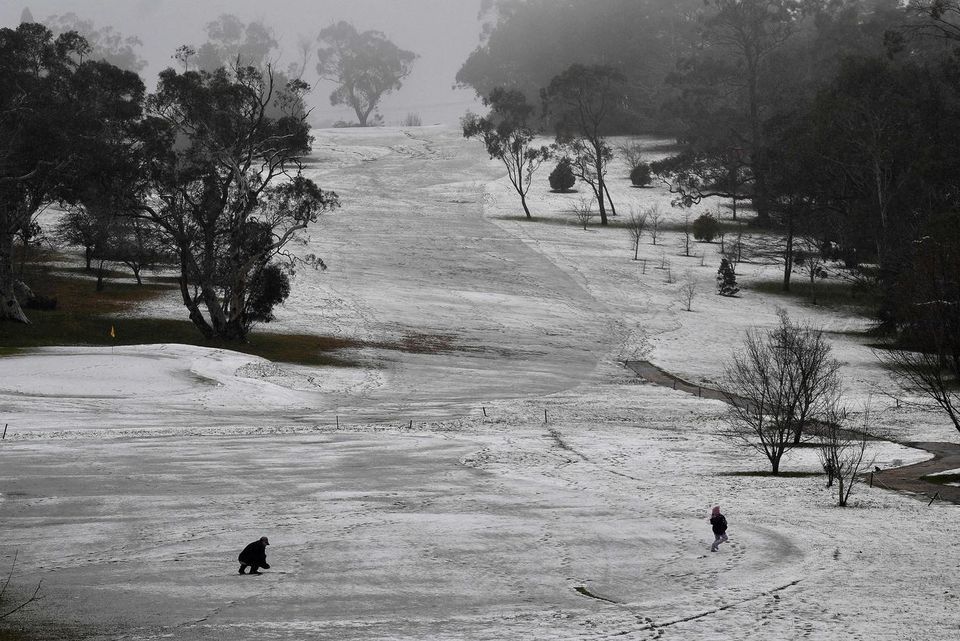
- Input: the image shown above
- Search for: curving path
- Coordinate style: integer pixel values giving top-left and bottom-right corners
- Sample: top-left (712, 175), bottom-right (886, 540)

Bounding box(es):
top-left (623, 359), bottom-right (960, 505)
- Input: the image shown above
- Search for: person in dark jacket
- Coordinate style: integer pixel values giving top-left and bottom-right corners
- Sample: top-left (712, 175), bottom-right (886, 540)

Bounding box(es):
top-left (709, 506), bottom-right (728, 552)
top-left (238, 536), bottom-right (271, 574)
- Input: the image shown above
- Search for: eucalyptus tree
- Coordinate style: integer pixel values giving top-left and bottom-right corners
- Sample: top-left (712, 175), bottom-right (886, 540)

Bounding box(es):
top-left (138, 63), bottom-right (339, 341)
top-left (0, 24), bottom-right (140, 323)
top-left (316, 21), bottom-right (417, 127)
top-left (462, 88), bottom-right (550, 219)
top-left (541, 64), bottom-right (629, 225)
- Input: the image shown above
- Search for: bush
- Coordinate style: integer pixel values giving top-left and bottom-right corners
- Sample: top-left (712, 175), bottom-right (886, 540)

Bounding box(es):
top-left (630, 162), bottom-right (652, 187)
top-left (693, 213), bottom-right (720, 242)
top-left (402, 112), bottom-right (422, 127)
top-left (549, 158), bottom-right (576, 192)
top-left (246, 263), bottom-right (291, 326)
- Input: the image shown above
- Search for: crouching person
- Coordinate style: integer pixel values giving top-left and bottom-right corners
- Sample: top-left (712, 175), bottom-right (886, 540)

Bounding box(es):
top-left (238, 536), bottom-right (271, 575)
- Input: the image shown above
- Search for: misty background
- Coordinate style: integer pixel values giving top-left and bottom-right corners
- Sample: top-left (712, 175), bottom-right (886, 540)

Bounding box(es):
top-left (3, 0), bottom-right (485, 126)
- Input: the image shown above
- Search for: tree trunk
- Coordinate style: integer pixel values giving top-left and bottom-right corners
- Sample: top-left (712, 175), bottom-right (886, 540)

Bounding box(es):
top-left (810, 266), bottom-right (817, 305)
top-left (178, 252), bottom-right (215, 340)
top-left (96, 259), bottom-right (106, 292)
top-left (770, 456), bottom-right (781, 476)
top-left (783, 217), bottom-right (794, 292)
top-left (0, 230), bottom-right (30, 324)
top-left (520, 192), bottom-right (532, 219)
top-left (603, 180), bottom-right (616, 217)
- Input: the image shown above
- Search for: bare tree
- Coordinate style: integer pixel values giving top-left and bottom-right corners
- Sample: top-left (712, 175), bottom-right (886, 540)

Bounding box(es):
top-left (720, 310), bottom-right (842, 474)
top-left (679, 278), bottom-right (697, 311)
top-left (792, 235), bottom-right (828, 305)
top-left (617, 139), bottom-right (646, 173)
top-left (626, 208), bottom-right (648, 260)
top-left (816, 407), bottom-right (872, 507)
top-left (879, 343), bottom-right (960, 435)
top-left (681, 212), bottom-right (692, 257)
top-left (878, 225), bottom-right (960, 436)
top-left (573, 198), bottom-right (593, 230)
top-left (771, 310), bottom-right (843, 444)
top-left (649, 207), bottom-right (663, 246)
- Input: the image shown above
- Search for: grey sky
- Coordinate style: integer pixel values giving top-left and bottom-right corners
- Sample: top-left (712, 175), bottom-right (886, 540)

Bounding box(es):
top-left (5, 0), bottom-right (485, 125)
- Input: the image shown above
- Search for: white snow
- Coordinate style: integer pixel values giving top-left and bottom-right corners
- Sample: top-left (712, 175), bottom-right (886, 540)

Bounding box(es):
top-left (1, 127), bottom-right (958, 640)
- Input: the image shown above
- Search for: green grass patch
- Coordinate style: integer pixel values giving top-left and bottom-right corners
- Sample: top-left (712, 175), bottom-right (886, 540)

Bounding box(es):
top-left (746, 278), bottom-right (879, 314)
top-left (2, 260), bottom-right (478, 367)
top-left (1, 263), bottom-right (363, 366)
top-left (921, 473), bottom-right (960, 486)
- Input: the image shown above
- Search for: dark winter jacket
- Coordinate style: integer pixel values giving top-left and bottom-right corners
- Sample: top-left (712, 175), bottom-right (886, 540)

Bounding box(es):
top-left (238, 540), bottom-right (268, 566)
top-left (710, 514), bottom-right (728, 536)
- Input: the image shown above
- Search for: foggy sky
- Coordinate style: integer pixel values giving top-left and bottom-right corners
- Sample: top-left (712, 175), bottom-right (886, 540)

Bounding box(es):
top-left (4, 0), bottom-right (485, 125)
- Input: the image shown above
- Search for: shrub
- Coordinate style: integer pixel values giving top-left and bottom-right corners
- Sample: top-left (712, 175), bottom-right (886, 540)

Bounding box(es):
top-left (246, 264), bottom-right (291, 326)
top-left (549, 158), bottom-right (576, 192)
top-left (402, 112), bottom-right (422, 127)
top-left (693, 213), bottom-right (720, 242)
top-left (630, 162), bottom-right (652, 187)
top-left (717, 257), bottom-right (740, 297)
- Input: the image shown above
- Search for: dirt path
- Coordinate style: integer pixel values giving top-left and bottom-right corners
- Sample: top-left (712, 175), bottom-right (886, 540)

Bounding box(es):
top-left (871, 442), bottom-right (960, 504)
top-left (624, 359), bottom-right (960, 505)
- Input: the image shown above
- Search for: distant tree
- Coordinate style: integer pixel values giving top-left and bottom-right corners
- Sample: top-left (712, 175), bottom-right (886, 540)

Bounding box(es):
top-left (717, 257), bottom-right (739, 296)
top-left (618, 139), bottom-right (647, 173)
top-left (288, 34), bottom-right (315, 81)
top-left (316, 21), bottom-right (417, 127)
top-left (138, 63), bottom-right (340, 341)
top-left (194, 14), bottom-right (278, 71)
top-left (96, 217), bottom-right (168, 288)
top-left (720, 311), bottom-right (842, 474)
top-left (648, 207), bottom-right (663, 246)
top-left (44, 13), bottom-right (147, 72)
top-left (548, 157), bottom-right (576, 192)
top-left (679, 278), bottom-right (697, 311)
top-left (1, 24), bottom-right (137, 323)
top-left (56, 60), bottom-right (149, 291)
top-left (879, 212), bottom-right (960, 436)
top-left (542, 64), bottom-right (629, 225)
top-left (650, 150), bottom-right (750, 215)
top-left (630, 162), bottom-right (652, 187)
top-left (55, 207), bottom-right (107, 271)
top-left (816, 406), bottom-right (872, 507)
top-left (626, 209), bottom-right (648, 260)
top-left (573, 198), bottom-right (593, 230)
top-left (456, 0), bottom-right (703, 130)
top-left (681, 212), bottom-right (692, 257)
top-left (19, 8), bottom-right (33, 24)
top-left (792, 236), bottom-right (828, 304)
top-left (693, 213), bottom-right (720, 242)
top-left (462, 88), bottom-right (551, 219)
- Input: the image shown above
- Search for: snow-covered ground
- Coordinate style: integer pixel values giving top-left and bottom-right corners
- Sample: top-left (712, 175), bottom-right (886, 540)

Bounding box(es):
top-left (1, 127), bottom-right (958, 640)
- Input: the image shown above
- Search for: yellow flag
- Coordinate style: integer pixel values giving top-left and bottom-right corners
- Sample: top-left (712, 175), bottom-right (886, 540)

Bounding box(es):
top-left (109, 325), bottom-right (116, 339)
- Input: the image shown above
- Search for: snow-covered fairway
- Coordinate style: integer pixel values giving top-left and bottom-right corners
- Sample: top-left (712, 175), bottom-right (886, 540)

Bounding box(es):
top-left (1, 128), bottom-right (959, 640)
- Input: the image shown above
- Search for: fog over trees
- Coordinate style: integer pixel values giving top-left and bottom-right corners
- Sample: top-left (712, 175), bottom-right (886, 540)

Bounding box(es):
top-left (4, 0), bottom-right (960, 429)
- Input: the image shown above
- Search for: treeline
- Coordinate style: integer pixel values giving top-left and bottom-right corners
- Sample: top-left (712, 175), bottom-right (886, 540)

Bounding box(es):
top-left (457, 0), bottom-right (960, 351)
top-left (0, 15), bottom-right (417, 341)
